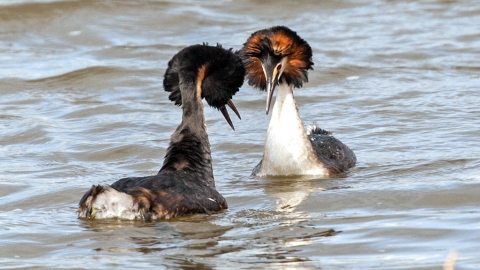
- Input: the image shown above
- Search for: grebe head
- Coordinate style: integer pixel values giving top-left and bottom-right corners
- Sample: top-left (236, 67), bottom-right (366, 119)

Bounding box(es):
top-left (239, 26), bottom-right (313, 114)
top-left (164, 43), bottom-right (245, 129)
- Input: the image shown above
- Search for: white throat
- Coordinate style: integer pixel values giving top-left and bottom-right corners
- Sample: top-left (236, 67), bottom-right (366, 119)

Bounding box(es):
top-left (257, 83), bottom-right (328, 176)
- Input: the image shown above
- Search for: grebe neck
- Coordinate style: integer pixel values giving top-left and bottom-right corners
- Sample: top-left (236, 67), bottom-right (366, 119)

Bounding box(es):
top-left (259, 82), bottom-right (327, 176)
top-left (159, 81), bottom-right (214, 187)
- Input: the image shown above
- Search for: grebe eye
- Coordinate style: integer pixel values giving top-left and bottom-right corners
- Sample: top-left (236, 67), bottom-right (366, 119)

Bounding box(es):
top-left (277, 64), bottom-right (282, 71)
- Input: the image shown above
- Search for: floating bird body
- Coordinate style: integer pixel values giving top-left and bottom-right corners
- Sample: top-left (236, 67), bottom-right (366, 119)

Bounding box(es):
top-left (240, 26), bottom-right (356, 177)
top-left (78, 44), bottom-right (245, 220)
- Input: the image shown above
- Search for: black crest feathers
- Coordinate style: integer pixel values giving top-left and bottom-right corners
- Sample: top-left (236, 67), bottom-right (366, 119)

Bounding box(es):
top-left (163, 43), bottom-right (245, 109)
top-left (239, 26), bottom-right (313, 91)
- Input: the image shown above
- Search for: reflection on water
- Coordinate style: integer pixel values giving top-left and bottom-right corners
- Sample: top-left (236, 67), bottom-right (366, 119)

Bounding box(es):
top-left (262, 177), bottom-right (320, 213)
top-left (261, 176), bottom-right (350, 213)
top-left (1, 0), bottom-right (480, 269)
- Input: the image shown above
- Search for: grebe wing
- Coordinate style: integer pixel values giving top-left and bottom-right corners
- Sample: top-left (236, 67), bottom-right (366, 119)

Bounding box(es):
top-left (308, 132), bottom-right (356, 175)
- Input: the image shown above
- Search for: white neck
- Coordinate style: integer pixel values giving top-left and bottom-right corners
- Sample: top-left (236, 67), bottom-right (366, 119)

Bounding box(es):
top-left (257, 83), bottom-right (328, 176)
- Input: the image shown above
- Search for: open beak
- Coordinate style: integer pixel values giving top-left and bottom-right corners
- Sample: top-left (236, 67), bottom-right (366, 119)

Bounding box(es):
top-left (220, 100), bottom-right (241, 131)
top-left (264, 61), bottom-right (281, 115)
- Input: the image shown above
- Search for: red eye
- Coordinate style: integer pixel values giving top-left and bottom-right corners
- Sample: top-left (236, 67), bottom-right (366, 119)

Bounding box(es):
top-left (277, 64), bottom-right (282, 71)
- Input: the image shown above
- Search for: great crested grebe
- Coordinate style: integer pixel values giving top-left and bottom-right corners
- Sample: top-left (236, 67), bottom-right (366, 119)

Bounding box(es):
top-left (78, 44), bottom-right (245, 220)
top-left (239, 26), bottom-right (356, 177)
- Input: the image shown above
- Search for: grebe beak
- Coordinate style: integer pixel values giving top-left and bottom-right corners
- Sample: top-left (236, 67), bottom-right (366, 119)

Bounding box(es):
top-left (264, 59), bottom-right (281, 115)
top-left (227, 99), bottom-right (241, 120)
top-left (220, 100), bottom-right (241, 131)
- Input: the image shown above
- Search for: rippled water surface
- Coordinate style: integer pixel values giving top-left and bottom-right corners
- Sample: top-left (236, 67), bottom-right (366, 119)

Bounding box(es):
top-left (1, 0), bottom-right (480, 269)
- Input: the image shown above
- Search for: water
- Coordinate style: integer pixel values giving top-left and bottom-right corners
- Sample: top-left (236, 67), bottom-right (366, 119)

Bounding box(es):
top-left (1, 0), bottom-right (479, 269)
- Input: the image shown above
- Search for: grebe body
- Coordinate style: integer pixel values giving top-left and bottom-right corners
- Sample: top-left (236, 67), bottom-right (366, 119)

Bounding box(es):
top-left (240, 26), bottom-right (356, 177)
top-left (78, 44), bottom-right (245, 219)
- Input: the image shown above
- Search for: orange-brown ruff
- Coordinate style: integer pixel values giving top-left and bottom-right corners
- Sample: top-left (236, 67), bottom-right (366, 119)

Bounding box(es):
top-left (239, 26), bottom-right (356, 177)
top-left (241, 26), bottom-right (313, 91)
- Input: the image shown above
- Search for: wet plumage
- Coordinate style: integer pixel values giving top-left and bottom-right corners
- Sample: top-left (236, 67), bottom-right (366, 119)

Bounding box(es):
top-left (78, 44), bottom-right (245, 220)
top-left (239, 26), bottom-right (356, 177)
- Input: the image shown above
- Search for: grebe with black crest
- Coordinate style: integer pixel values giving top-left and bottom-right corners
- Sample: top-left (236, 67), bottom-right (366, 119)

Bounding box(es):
top-left (78, 44), bottom-right (245, 220)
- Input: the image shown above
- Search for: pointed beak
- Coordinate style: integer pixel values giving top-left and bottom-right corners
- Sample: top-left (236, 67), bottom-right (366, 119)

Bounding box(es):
top-left (220, 100), bottom-right (241, 131)
top-left (263, 60), bottom-right (281, 115)
top-left (265, 76), bottom-right (278, 115)
top-left (227, 99), bottom-right (241, 120)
